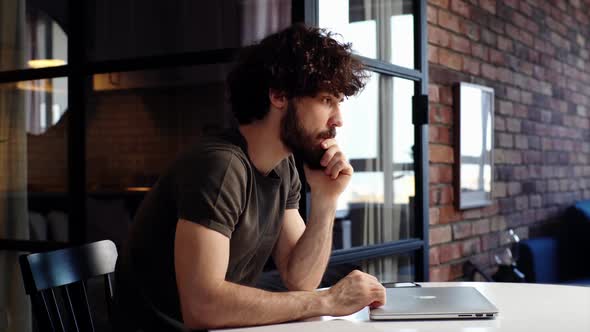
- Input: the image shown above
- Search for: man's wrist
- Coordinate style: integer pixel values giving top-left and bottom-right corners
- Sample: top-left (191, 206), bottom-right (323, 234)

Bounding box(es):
top-left (309, 192), bottom-right (339, 209)
top-left (313, 290), bottom-right (333, 316)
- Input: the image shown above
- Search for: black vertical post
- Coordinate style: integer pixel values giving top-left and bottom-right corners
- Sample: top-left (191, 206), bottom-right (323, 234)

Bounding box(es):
top-left (413, 0), bottom-right (430, 281)
top-left (67, 0), bottom-right (86, 245)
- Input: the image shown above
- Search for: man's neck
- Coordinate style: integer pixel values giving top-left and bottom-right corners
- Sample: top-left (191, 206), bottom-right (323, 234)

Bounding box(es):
top-left (239, 118), bottom-right (290, 176)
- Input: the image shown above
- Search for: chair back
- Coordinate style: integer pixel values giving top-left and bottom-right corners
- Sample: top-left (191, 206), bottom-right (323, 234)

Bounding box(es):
top-left (19, 240), bottom-right (118, 332)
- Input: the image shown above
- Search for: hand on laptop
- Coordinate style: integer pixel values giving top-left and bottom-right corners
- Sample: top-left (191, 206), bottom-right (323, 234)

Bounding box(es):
top-left (323, 270), bottom-right (386, 316)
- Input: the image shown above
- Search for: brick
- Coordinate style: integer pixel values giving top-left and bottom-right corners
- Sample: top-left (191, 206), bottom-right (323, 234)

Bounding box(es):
top-left (481, 232), bottom-right (500, 251)
top-left (429, 44), bottom-right (440, 63)
top-left (429, 105), bottom-right (453, 124)
top-left (430, 0), bottom-right (449, 8)
top-left (506, 87), bottom-right (520, 103)
top-left (493, 182), bottom-right (507, 198)
top-left (495, 117), bottom-right (506, 131)
top-left (462, 56), bottom-right (480, 74)
top-left (481, 28), bottom-right (497, 46)
top-left (430, 225), bottom-right (452, 245)
top-left (428, 4), bottom-right (438, 23)
top-left (497, 133), bottom-right (513, 148)
top-left (439, 242), bottom-right (463, 263)
top-left (429, 26), bottom-right (451, 47)
top-left (497, 36), bottom-right (514, 52)
top-left (452, 222), bottom-right (472, 239)
top-left (430, 265), bottom-right (451, 281)
top-left (450, 0), bottom-right (471, 18)
top-left (439, 48), bottom-right (463, 71)
top-left (430, 165), bottom-right (453, 183)
top-left (439, 205), bottom-right (463, 223)
top-left (515, 135), bottom-right (528, 149)
top-left (450, 34), bottom-right (471, 53)
top-left (429, 85), bottom-right (440, 103)
top-left (462, 208), bottom-right (482, 220)
top-left (430, 247), bottom-right (441, 266)
top-left (439, 86), bottom-right (454, 105)
top-left (430, 145), bottom-right (454, 163)
top-left (429, 125), bottom-right (452, 144)
top-left (461, 238), bottom-right (481, 256)
top-left (460, 20), bottom-right (480, 40)
top-left (490, 49), bottom-right (506, 65)
top-left (506, 118), bottom-right (521, 133)
top-left (507, 182), bottom-right (522, 196)
top-left (430, 185), bottom-right (453, 205)
top-left (515, 196), bottom-right (529, 210)
top-left (439, 10), bottom-right (461, 33)
top-left (471, 44), bottom-right (489, 61)
top-left (429, 207), bottom-right (440, 225)
top-left (480, 0), bottom-right (496, 14)
top-left (481, 63), bottom-right (497, 80)
top-left (498, 101), bottom-right (514, 116)
top-left (530, 194), bottom-right (543, 208)
top-left (520, 3), bottom-right (534, 17)
top-left (490, 216), bottom-right (507, 232)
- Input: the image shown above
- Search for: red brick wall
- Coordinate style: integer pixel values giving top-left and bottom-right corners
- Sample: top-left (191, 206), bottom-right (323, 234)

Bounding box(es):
top-left (428, 0), bottom-right (590, 280)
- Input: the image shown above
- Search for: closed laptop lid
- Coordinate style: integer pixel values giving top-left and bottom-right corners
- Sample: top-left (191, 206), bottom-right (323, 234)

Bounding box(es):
top-left (370, 286), bottom-right (498, 320)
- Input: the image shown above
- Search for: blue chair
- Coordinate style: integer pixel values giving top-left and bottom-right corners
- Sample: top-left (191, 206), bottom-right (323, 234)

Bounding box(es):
top-left (517, 200), bottom-right (590, 286)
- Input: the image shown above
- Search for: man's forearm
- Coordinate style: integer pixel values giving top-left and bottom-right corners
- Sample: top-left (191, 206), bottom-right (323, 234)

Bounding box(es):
top-left (185, 281), bottom-right (329, 329)
top-left (283, 195), bottom-right (337, 290)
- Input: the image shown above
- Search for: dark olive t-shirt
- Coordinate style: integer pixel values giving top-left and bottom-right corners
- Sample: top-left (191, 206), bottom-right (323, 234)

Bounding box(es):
top-left (114, 129), bottom-right (301, 329)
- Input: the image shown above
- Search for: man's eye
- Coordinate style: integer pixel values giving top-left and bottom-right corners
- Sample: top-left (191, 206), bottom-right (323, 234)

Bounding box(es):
top-left (323, 98), bottom-right (331, 104)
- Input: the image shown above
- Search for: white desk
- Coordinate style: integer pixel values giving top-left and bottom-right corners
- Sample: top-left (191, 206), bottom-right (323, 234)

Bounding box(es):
top-left (217, 282), bottom-right (590, 332)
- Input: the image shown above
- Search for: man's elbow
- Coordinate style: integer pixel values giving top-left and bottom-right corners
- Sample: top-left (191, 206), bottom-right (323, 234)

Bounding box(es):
top-left (180, 287), bottom-right (228, 329)
top-left (182, 301), bottom-right (226, 330)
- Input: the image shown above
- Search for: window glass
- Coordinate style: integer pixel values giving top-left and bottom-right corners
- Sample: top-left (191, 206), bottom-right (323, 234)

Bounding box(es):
top-left (0, 0), bottom-right (67, 71)
top-left (318, 0), bottom-right (415, 68)
top-left (85, 64), bottom-right (233, 245)
top-left (334, 73), bottom-right (415, 249)
top-left (0, 77), bottom-right (69, 241)
top-left (86, 0), bottom-right (292, 61)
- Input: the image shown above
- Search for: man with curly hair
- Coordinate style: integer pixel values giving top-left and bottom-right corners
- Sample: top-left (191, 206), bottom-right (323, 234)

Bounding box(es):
top-left (114, 24), bottom-right (386, 331)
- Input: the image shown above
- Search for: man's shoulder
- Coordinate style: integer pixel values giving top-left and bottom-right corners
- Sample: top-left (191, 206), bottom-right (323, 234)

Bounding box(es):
top-left (173, 134), bottom-right (250, 175)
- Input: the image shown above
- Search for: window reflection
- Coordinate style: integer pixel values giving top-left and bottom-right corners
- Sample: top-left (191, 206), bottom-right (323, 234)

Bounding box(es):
top-left (0, 78), bottom-right (69, 241)
top-left (0, 0), bottom-right (67, 71)
top-left (319, 0), bottom-right (414, 68)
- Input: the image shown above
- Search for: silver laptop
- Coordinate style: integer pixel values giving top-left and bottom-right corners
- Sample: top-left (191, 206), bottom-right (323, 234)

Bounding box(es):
top-left (370, 286), bottom-right (498, 320)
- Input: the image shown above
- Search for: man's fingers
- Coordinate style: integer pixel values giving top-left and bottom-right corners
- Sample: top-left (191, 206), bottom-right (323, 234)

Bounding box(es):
top-left (320, 146), bottom-right (341, 167)
top-left (321, 138), bottom-right (338, 149)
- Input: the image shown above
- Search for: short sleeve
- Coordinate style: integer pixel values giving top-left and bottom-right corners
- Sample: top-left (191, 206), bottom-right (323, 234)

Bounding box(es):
top-left (286, 155), bottom-right (302, 210)
top-left (173, 150), bottom-right (248, 238)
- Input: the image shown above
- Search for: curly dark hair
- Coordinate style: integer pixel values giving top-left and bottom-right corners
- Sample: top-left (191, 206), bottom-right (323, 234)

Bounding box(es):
top-left (227, 23), bottom-right (369, 124)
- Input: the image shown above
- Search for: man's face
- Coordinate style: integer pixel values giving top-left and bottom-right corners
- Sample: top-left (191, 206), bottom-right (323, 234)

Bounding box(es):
top-left (280, 92), bottom-right (343, 169)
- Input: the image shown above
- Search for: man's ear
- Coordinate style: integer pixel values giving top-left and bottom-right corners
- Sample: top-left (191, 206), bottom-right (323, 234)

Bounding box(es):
top-left (269, 89), bottom-right (287, 110)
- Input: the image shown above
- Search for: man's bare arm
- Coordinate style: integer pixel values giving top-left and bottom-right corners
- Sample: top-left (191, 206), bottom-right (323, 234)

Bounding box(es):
top-left (272, 199), bottom-right (336, 291)
top-left (175, 219), bottom-right (384, 330)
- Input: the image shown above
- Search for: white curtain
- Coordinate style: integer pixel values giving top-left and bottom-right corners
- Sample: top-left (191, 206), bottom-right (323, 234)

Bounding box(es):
top-left (0, 1), bottom-right (32, 331)
top-left (239, 0), bottom-right (291, 46)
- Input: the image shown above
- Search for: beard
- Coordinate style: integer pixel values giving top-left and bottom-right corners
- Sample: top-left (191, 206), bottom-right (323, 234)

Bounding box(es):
top-left (280, 101), bottom-right (336, 170)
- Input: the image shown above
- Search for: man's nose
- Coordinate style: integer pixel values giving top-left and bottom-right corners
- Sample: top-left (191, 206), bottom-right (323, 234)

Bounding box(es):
top-left (328, 109), bottom-right (343, 127)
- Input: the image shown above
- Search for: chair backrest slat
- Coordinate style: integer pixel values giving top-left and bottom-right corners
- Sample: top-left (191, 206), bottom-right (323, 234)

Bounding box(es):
top-left (104, 273), bottom-right (115, 318)
top-left (19, 240), bottom-right (118, 331)
top-left (45, 289), bottom-right (65, 332)
top-left (62, 285), bottom-right (81, 332)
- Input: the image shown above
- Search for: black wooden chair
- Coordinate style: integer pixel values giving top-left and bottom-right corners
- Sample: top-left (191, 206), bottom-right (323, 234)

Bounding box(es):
top-left (19, 240), bottom-right (118, 332)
